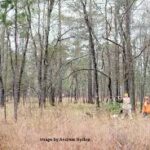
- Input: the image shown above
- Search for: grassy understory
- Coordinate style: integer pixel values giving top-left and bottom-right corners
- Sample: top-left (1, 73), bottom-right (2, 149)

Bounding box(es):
top-left (0, 101), bottom-right (149, 150)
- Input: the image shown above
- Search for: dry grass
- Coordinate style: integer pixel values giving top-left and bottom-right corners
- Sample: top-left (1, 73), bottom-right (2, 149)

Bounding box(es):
top-left (0, 101), bottom-right (150, 150)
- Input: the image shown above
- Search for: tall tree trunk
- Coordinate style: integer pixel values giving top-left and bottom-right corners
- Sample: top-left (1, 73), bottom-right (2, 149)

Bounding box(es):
top-left (125, 0), bottom-right (135, 110)
top-left (114, 1), bottom-right (120, 99)
top-left (0, 26), bottom-right (5, 107)
top-left (58, 0), bottom-right (63, 103)
top-left (44, 0), bottom-right (55, 106)
top-left (9, 0), bottom-right (30, 121)
top-left (13, 0), bottom-right (19, 121)
top-left (139, 36), bottom-right (149, 111)
top-left (36, 0), bottom-right (43, 108)
top-left (81, 1), bottom-right (99, 107)
top-left (105, 0), bottom-right (112, 100)
top-left (140, 52), bottom-right (149, 111)
top-left (87, 0), bottom-right (93, 104)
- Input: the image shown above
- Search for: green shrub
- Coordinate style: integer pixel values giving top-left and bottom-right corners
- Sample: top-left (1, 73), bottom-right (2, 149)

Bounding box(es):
top-left (105, 102), bottom-right (122, 114)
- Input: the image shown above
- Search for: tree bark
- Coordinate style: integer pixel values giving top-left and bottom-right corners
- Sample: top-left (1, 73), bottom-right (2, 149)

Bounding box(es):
top-left (125, 0), bottom-right (135, 110)
top-left (114, 1), bottom-right (120, 99)
top-left (81, 0), bottom-right (99, 107)
top-left (58, 0), bottom-right (63, 103)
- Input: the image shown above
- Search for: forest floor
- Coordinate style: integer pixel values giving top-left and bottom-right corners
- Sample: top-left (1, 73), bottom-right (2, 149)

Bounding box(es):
top-left (0, 101), bottom-right (150, 150)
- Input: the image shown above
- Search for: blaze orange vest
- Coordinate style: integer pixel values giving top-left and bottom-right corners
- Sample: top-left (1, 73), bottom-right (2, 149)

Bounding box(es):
top-left (142, 101), bottom-right (150, 114)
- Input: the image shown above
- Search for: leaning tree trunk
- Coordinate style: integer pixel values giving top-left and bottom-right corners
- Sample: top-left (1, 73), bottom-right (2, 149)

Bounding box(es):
top-left (11, 0), bottom-right (30, 121)
top-left (87, 0), bottom-right (93, 104)
top-left (81, 1), bottom-right (99, 107)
